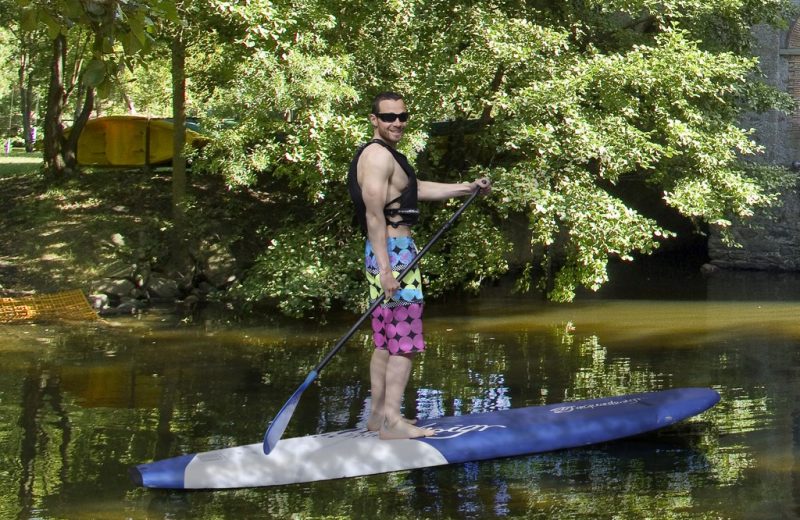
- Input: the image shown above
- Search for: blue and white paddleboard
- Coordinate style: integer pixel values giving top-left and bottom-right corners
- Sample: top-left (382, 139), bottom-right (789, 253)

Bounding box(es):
top-left (131, 387), bottom-right (719, 489)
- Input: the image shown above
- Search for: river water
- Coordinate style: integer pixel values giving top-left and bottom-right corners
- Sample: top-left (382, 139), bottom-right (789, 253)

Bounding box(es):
top-left (2, 262), bottom-right (800, 519)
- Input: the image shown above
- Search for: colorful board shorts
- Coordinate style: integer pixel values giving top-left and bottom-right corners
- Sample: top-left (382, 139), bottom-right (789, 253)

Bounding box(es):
top-left (365, 236), bottom-right (425, 355)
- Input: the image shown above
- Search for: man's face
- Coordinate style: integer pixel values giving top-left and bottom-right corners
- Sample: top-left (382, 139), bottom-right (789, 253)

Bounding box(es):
top-left (370, 99), bottom-right (408, 145)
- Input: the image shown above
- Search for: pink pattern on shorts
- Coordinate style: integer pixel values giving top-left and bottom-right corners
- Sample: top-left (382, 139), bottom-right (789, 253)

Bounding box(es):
top-left (371, 302), bottom-right (425, 355)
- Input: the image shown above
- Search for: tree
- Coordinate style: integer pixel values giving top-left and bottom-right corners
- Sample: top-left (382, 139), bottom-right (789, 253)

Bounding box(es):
top-left (0, 29), bottom-right (16, 139)
top-left (188, 0), bottom-right (795, 316)
top-left (17, 0), bottom-right (177, 179)
top-left (135, 0), bottom-right (231, 266)
top-left (0, 0), bottom-right (45, 152)
top-left (171, 28), bottom-right (186, 218)
top-left (166, 0), bottom-right (214, 253)
top-left (16, 31), bottom-right (41, 152)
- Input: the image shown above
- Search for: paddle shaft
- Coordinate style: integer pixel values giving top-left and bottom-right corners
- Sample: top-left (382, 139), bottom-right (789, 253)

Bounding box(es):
top-left (313, 187), bottom-right (481, 373)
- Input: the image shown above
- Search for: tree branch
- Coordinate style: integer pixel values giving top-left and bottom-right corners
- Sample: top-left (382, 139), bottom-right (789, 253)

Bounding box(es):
top-left (480, 65), bottom-right (505, 123)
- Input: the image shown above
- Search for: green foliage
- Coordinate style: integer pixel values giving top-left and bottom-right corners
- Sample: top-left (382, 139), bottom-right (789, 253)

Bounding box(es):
top-left (235, 217), bottom-right (365, 317)
top-left (117, 52), bottom-right (173, 114)
top-left (16, 0), bottom-right (178, 95)
top-left (0, 28), bottom-right (15, 114)
top-left (190, 0), bottom-right (796, 314)
top-left (416, 203), bottom-right (511, 298)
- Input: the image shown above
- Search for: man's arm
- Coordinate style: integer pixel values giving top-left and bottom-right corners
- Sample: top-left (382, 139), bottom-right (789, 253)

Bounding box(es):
top-left (360, 147), bottom-right (401, 298)
top-left (418, 178), bottom-right (491, 201)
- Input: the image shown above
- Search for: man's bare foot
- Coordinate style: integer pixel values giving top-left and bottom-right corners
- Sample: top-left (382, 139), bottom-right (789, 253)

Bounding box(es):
top-left (366, 414), bottom-right (416, 432)
top-left (379, 419), bottom-right (436, 440)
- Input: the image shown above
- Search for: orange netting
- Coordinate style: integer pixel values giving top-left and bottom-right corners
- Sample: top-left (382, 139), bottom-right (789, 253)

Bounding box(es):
top-left (0, 289), bottom-right (99, 323)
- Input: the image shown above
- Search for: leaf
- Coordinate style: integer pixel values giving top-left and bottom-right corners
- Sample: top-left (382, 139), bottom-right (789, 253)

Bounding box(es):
top-left (128, 16), bottom-right (147, 45)
top-left (41, 12), bottom-right (63, 39)
top-left (102, 36), bottom-right (115, 54)
top-left (64, 0), bottom-right (84, 19)
top-left (20, 8), bottom-right (38, 32)
top-left (121, 30), bottom-right (143, 55)
top-left (96, 80), bottom-right (113, 99)
top-left (82, 59), bottom-right (106, 87)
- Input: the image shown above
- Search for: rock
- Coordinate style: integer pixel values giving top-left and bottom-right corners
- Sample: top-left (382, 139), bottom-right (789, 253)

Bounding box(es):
top-left (98, 296), bottom-right (145, 316)
top-left (700, 263), bottom-right (720, 276)
top-left (194, 281), bottom-right (216, 296)
top-left (115, 297), bottom-right (146, 315)
top-left (88, 293), bottom-right (110, 311)
top-left (203, 243), bottom-right (238, 288)
top-left (102, 260), bottom-right (134, 279)
top-left (164, 257), bottom-right (197, 292)
top-left (175, 272), bottom-right (196, 293)
top-left (130, 287), bottom-right (149, 300)
top-left (147, 274), bottom-right (181, 300)
top-left (93, 278), bottom-right (136, 297)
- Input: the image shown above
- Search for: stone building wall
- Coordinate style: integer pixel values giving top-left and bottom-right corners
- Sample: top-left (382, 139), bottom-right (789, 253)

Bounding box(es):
top-left (707, 20), bottom-right (800, 270)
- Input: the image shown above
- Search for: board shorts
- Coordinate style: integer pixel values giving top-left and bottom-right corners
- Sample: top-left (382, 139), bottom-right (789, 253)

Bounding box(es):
top-left (365, 236), bottom-right (425, 355)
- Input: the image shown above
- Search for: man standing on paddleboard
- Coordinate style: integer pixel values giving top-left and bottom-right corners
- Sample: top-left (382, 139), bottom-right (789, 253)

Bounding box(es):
top-left (347, 91), bottom-right (491, 440)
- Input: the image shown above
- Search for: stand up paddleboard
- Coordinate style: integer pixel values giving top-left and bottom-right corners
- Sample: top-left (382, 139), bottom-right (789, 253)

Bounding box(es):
top-left (131, 387), bottom-right (719, 490)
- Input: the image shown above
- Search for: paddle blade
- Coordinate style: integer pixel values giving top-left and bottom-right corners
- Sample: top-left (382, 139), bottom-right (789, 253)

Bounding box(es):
top-left (263, 370), bottom-right (318, 455)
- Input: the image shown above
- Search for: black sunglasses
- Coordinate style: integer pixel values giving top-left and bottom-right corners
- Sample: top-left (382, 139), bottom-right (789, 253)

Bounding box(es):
top-left (375, 112), bottom-right (409, 123)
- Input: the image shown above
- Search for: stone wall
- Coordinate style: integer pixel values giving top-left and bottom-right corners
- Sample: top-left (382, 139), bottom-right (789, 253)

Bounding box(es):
top-left (707, 19), bottom-right (800, 271)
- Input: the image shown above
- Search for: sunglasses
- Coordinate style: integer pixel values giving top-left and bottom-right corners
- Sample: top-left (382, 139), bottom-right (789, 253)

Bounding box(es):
top-left (375, 112), bottom-right (409, 123)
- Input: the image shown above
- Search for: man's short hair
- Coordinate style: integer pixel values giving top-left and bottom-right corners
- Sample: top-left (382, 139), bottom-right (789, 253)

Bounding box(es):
top-left (371, 91), bottom-right (404, 115)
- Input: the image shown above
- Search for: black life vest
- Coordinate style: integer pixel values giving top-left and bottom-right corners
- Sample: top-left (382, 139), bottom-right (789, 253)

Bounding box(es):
top-left (347, 139), bottom-right (420, 234)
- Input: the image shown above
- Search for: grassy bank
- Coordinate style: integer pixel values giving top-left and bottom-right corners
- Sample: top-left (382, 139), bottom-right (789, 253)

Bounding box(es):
top-left (0, 150), bottom-right (274, 305)
top-left (0, 152), bottom-right (171, 294)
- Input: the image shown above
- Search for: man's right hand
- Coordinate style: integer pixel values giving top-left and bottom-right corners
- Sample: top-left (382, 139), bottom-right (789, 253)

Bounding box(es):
top-left (380, 270), bottom-right (400, 299)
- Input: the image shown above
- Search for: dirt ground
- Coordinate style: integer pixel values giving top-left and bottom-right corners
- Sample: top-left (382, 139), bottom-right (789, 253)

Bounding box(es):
top-left (0, 151), bottom-right (180, 295)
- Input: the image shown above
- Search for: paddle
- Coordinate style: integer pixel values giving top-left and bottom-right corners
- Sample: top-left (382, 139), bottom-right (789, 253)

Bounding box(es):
top-left (263, 187), bottom-right (482, 454)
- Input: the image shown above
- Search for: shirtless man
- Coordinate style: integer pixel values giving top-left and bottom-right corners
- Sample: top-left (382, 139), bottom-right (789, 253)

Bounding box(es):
top-left (347, 91), bottom-right (491, 440)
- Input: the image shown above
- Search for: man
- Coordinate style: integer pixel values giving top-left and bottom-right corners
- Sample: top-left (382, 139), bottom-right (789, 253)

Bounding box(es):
top-left (347, 91), bottom-right (491, 440)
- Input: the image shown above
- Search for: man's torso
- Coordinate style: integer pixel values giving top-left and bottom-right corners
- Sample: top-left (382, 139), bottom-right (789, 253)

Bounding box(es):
top-left (357, 142), bottom-right (412, 237)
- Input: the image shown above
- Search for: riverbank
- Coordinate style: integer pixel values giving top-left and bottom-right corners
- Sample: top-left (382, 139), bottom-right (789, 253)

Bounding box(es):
top-left (0, 151), bottom-right (267, 315)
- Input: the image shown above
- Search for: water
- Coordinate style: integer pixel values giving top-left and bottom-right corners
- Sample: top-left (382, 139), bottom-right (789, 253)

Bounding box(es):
top-left (2, 265), bottom-right (800, 519)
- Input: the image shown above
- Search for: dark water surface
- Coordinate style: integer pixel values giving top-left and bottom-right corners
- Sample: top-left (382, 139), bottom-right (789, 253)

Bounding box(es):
top-left (2, 267), bottom-right (800, 519)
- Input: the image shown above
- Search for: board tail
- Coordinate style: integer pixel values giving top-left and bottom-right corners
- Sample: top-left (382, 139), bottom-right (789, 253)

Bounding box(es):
top-left (130, 453), bottom-right (195, 489)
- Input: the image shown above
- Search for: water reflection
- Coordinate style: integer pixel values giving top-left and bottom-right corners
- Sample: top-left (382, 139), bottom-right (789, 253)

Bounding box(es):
top-left (1, 271), bottom-right (800, 518)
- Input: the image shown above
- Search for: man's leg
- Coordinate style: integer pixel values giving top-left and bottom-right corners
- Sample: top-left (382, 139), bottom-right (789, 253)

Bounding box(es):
top-left (379, 353), bottom-right (435, 440)
top-left (366, 348), bottom-right (389, 431)
top-left (367, 348), bottom-right (417, 431)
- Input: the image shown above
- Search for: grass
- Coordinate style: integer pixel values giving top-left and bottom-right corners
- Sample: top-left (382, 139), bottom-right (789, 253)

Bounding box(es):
top-left (0, 149), bottom-right (42, 176)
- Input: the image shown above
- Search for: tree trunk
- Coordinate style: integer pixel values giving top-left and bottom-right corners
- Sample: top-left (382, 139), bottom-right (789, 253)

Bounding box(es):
top-left (42, 31), bottom-right (96, 178)
top-left (22, 79), bottom-right (36, 152)
top-left (17, 46), bottom-right (36, 153)
top-left (122, 90), bottom-right (136, 113)
top-left (167, 29), bottom-right (192, 272)
top-left (43, 34), bottom-right (67, 180)
top-left (63, 87), bottom-right (95, 173)
top-left (171, 30), bottom-right (187, 226)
